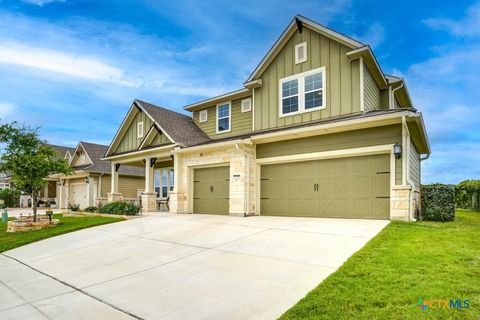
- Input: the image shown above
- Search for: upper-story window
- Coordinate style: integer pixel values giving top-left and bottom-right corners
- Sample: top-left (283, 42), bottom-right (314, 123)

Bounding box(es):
top-left (279, 66), bottom-right (326, 117)
top-left (295, 42), bottom-right (307, 64)
top-left (199, 110), bottom-right (208, 122)
top-left (137, 121), bottom-right (144, 139)
top-left (216, 103), bottom-right (231, 133)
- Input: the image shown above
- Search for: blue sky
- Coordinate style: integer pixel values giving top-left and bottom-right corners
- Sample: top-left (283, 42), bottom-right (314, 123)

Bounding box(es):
top-left (0, 0), bottom-right (478, 184)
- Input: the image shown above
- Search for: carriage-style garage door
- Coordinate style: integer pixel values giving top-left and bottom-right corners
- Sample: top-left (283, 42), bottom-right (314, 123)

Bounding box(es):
top-left (193, 166), bottom-right (230, 215)
top-left (260, 154), bottom-right (390, 219)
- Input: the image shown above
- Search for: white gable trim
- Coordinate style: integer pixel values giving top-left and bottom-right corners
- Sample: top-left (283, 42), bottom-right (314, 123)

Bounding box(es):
top-left (245, 15), bottom-right (364, 83)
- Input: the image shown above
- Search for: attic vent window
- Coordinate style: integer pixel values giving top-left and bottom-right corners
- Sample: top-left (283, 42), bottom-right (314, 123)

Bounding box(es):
top-left (241, 98), bottom-right (252, 113)
top-left (295, 42), bottom-right (307, 64)
top-left (199, 110), bottom-right (208, 123)
top-left (137, 121), bottom-right (144, 139)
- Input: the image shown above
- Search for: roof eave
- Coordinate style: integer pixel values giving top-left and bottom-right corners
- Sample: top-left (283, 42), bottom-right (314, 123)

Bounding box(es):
top-left (346, 46), bottom-right (388, 89)
top-left (183, 88), bottom-right (251, 112)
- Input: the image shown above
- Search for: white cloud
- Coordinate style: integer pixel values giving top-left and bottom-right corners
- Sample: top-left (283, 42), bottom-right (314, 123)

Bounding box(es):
top-left (0, 42), bottom-right (135, 85)
top-left (424, 2), bottom-right (480, 37)
top-left (0, 102), bottom-right (17, 119)
top-left (353, 23), bottom-right (385, 48)
top-left (22, 0), bottom-right (65, 6)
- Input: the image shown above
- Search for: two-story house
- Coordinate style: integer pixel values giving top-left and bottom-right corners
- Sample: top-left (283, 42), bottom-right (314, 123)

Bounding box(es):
top-left (103, 15), bottom-right (430, 221)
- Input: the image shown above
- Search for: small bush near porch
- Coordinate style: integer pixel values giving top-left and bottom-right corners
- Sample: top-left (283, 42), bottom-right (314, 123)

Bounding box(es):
top-left (1, 214), bottom-right (122, 252)
top-left (98, 201), bottom-right (140, 215)
top-left (280, 210), bottom-right (480, 320)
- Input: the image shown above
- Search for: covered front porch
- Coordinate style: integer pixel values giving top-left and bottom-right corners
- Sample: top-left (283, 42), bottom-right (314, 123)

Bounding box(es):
top-left (107, 147), bottom-right (177, 213)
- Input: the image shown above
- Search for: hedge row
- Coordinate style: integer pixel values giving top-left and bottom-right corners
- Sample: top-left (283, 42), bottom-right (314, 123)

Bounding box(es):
top-left (98, 201), bottom-right (140, 215)
top-left (420, 184), bottom-right (456, 222)
top-left (0, 188), bottom-right (21, 207)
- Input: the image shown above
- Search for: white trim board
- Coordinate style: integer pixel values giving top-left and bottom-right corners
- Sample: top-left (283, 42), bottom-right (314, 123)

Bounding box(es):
top-left (256, 144), bottom-right (394, 165)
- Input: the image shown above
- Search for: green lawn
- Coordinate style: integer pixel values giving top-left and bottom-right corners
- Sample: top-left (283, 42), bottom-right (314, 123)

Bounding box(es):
top-left (0, 214), bottom-right (123, 253)
top-left (280, 210), bottom-right (480, 320)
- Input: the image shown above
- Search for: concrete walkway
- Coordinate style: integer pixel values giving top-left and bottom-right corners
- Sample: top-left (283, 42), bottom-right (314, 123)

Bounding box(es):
top-left (1, 213), bottom-right (389, 320)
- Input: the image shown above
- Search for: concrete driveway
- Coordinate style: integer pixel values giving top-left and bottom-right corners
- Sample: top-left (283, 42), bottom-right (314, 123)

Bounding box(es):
top-left (1, 213), bottom-right (388, 320)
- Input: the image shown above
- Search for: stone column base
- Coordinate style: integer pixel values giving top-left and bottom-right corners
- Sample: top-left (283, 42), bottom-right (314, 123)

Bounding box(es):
top-left (169, 192), bottom-right (187, 214)
top-left (391, 186), bottom-right (412, 221)
top-left (107, 193), bottom-right (123, 203)
top-left (141, 192), bottom-right (157, 213)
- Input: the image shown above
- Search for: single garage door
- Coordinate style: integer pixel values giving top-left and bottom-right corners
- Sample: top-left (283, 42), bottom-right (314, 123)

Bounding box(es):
top-left (70, 183), bottom-right (87, 209)
top-left (193, 166), bottom-right (229, 215)
top-left (260, 154), bottom-right (390, 219)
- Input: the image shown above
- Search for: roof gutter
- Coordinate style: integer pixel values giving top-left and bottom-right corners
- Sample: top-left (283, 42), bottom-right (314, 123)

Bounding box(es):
top-left (390, 81), bottom-right (404, 109)
top-left (102, 144), bottom-right (177, 161)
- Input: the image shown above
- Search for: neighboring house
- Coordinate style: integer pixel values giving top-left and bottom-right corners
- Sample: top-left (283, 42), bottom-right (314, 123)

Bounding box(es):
top-left (0, 172), bottom-right (11, 190)
top-left (102, 15), bottom-right (430, 221)
top-left (52, 141), bottom-right (145, 209)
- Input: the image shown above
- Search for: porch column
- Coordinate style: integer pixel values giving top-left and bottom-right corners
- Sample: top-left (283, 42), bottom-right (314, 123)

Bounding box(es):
top-left (58, 180), bottom-right (65, 209)
top-left (108, 163), bottom-right (122, 202)
top-left (169, 153), bottom-right (186, 214)
top-left (141, 157), bottom-right (157, 213)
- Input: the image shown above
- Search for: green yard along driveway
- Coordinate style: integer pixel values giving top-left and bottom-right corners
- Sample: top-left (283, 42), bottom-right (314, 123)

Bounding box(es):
top-left (280, 210), bottom-right (480, 320)
top-left (261, 154), bottom-right (390, 219)
top-left (193, 166), bottom-right (230, 214)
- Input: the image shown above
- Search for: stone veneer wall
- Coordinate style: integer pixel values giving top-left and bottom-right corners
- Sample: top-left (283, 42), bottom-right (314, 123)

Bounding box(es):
top-left (390, 185), bottom-right (412, 221)
top-left (170, 143), bottom-right (256, 216)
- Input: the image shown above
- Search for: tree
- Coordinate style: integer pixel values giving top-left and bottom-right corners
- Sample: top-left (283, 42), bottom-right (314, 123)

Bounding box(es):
top-left (457, 180), bottom-right (480, 211)
top-left (0, 122), bottom-right (72, 221)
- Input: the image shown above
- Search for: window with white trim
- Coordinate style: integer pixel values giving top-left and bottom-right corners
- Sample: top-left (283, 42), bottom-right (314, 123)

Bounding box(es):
top-left (199, 110), bottom-right (208, 122)
top-left (137, 121), bottom-right (144, 139)
top-left (279, 67), bottom-right (326, 117)
top-left (295, 42), bottom-right (307, 64)
top-left (216, 103), bottom-right (231, 133)
top-left (241, 98), bottom-right (252, 113)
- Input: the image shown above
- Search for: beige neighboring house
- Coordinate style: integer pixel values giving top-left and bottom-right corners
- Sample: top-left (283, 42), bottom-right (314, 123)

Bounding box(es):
top-left (102, 15), bottom-right (430, 221)
top-left (0, 172), bottom-right (11, 190)
top-left (51, 141), bottom-right (145, 209)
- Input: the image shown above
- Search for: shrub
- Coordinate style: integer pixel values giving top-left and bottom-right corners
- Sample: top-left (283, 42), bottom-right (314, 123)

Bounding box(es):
top-left (421, 184), bottom-right (456, 222)
top-left (68, 202), bottom-right (80, 212)
top-left (0, 188), bottom-right (21, 207)
top-left (98, 201), bottom-right (139, 215)
top-left (84, 206), bottom-right (99, 213)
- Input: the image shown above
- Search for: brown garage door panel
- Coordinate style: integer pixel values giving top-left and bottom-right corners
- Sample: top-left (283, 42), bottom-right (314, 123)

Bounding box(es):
top-left (260, 154), bottom-right (390, 219)
top-left (193, 166), bottom-right (229, 215)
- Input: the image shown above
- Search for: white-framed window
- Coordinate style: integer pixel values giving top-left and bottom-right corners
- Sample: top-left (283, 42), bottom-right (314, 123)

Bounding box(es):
top-left (199, 109), bottom-right (208, 123)
top-left (279, 66), bottom-right (326, 117)
top-left (295, 42), bottom-right (307, 64)
top-left (241, 98), bottom-right (252, 113)
top-left (137, 121), bottom-right (144, 139)
top-left (154, 167), bottom-right (174, 198)
top-left (216, 102), bottom-right (231, 133)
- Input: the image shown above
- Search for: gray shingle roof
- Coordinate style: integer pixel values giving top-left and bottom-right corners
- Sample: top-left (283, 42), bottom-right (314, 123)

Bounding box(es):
top-left (74, 141), bottom-right (145, 176)
top-left (135, 99), bottom-right (210, 147)
top-left (46, 144), bottom-right (76, 160)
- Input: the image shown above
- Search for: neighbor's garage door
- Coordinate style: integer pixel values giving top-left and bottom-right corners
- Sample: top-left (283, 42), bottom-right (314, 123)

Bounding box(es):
top-left (260, 154), bottom-right (390, 219)
top-left (70, 183), bottom-right (87, 209)
top-left (193, 166), bottom-right (229, 215)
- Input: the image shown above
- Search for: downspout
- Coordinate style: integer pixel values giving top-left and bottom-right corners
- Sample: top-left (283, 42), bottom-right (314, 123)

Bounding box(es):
top-left (390, 82), bottom-right (404, 109)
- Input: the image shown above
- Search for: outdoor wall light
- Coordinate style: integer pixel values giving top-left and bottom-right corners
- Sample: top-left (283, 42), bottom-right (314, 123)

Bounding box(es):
top-left (393, 143), bottom-right (402, 159)
top-left (84, 177), bottom-right (90, 184)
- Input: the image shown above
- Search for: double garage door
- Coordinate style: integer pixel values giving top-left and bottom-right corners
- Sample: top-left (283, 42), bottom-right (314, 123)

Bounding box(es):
top-left (192, 154), bottom-right (390, 219)
top-left (260, 154), bottom-right (390, 219)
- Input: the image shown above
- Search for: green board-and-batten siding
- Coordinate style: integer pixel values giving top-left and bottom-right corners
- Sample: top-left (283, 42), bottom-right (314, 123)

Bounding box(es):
top-left (364, 64), bottom-right (381, 111)
top-left (149, 130), bottom-right (170, 147)
top-left (115, 110), bottom-right (153, 153)
top-left (409, 140), bottom-right (421, 189)
top-left (193, 97), bottom-right (252, 139)
top-left (253, 27), bottom-right (361, 131)
top-left (256, 124), bottom-right (403, 185)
